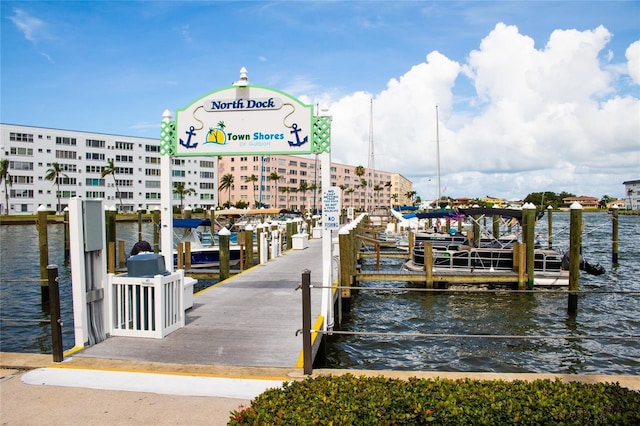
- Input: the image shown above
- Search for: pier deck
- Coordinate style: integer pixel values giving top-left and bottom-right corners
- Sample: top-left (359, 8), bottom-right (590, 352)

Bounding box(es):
top-left (75, 239), bottom-right (325, 368)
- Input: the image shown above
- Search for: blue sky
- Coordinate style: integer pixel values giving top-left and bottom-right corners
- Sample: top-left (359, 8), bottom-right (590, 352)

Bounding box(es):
top-left (2, 1), bottom-right (639, 201)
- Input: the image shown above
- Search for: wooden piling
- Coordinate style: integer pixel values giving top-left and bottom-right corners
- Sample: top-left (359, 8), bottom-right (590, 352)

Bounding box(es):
top-left (137, 210), bottom-right (143, 241)
top-left (568, 202), bottom-right (582, 314)
top-left (37, 206), bottom-right (50, 304)
top-left (177, 242), bottom-right (184, 270)
top-left (219, 230), bottom-right (230, 281)
top-left (105, 207), bottom-right (116, 271)
top-left (118, 240), bottom-right (125, 269)
top-left (153, 209), bottom-right (160, 253)
top-left (245, 227), bottom-right (254, 269)
top-left (424, 242), bottom-right (433, 289)
top-left (185, 241), bottom-right (192, 269)
top-left (339, 228), bottom-right (352, 299)
top-left (108, 242), bottom-right (116, 273)
top-left (492, 214), bottom-right (500, 240)
top-left (611, 206), bottom-right (619, 266)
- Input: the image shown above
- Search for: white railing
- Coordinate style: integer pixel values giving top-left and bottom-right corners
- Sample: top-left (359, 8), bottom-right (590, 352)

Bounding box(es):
top-left (108, 270), bottom-right (185, 339)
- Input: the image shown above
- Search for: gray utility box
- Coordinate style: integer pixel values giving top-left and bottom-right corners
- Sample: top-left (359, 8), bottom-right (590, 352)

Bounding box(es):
top-left (127, 253), bottom-right (169, 277)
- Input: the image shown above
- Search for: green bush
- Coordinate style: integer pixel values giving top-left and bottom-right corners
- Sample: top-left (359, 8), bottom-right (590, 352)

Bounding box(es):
top-left (228, 374), bottom-right (640, 425)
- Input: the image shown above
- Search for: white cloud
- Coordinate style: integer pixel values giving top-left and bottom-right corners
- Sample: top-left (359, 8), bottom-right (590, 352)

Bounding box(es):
top-left (9, 8), bottom-right (46, 42)
top-left (314, 23), bottom-right (638, 200)
top-left (627, 40), bottom-right (640, 85)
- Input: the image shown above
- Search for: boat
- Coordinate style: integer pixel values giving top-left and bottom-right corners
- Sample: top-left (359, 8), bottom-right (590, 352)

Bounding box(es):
top-left (172, 218), bottom-right (242, 268)
top-left (402, 207), bottom-right (604, 286)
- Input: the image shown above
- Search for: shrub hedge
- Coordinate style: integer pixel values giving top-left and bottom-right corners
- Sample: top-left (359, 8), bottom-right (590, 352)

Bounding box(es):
top-left (229, 374), bottom-right (640, 425)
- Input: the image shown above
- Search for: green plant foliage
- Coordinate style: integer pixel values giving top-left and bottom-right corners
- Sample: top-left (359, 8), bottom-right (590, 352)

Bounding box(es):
top-left (228, 374), bottom-right (640, 425)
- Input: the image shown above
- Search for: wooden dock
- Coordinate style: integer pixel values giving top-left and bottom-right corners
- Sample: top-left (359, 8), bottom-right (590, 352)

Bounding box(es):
top-left (74, 239), bottom-right (326, 368)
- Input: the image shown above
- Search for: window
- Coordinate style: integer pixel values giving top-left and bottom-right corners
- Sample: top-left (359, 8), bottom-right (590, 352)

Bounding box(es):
top-left (200, 171), bottom-right (215, 179)
top-left (199, 182), bottom-right (216, 189)
top-left (86, 139), bottom-right (105, 148)
top-left (86, 191), bottom-right (106, 198)
top-left (145, 145), bottom-right (160, 152)
top-left (145, 168), bottom-right (161, 176)
top-left (200, 160), bottom-right (215, 168)
top-left (115, 167), bottom-right (133, 175)
top-left (10, 189), bottom-right (34, 198)
top-left (145, 181), bottom-right (161, 188)
top-left (55, 150), bottom-right (77, 159)
top-left (115, 141), bottom-right (134, 150)
top-left (172, 170), bottom-right (185, 177)
top-left (10, 132), bottom-right (34, 142)
top-left (10, 161), bottom-right (33, 170)
top-left (84, 152), bottom-right (102, 161)
top-left (86, 165), bottom-right (105, 173)
top-left (115, 155), bottom-right (133, 162)
top-left (10, 147), bottom-right (33, 156)
top-left (146, 157), bottom-right (161, 164)
top-left (12, 176), bottom-right (33, 184)
top-left (55, 136), bottom-right (76, 146)
top-left (86, 178), bottom-right (105, 186)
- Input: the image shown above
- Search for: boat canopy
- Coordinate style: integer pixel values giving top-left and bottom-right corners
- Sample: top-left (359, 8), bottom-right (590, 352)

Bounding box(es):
top-left (172, 218), bottom-right (211, 228)
top-left (414, 211), bottom-right (460, 220)
top-left (458, 207), bottom-right (544, 221)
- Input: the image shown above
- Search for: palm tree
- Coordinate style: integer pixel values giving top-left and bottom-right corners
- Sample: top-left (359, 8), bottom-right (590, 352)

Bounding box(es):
top-left (281, 187), bottom-right (290, 210)
top-left (405, 190), bottom-right (417, 206)
top-left (267, 172), bottom-right (282, 208)
top-left (346, 188), bottom-right (355, 208)
top-left (298, 181), bottom-right (309, 212)
top-left (0, 159), bottom-right (12, 215)
top-left (245, 174), bottom-right (259, 207)
top-left (373, 184), bottom-right (383, 208)
top-left (45, 162), bottom-right (68, 213)
top-left (338, 184), bottom-right (346, 210)
top-left (173, 182), bottom-right (196, 211)
top-left (101, 159), bottom-right (124, 212)
top-left (218, 173), bottom-right (234, 208)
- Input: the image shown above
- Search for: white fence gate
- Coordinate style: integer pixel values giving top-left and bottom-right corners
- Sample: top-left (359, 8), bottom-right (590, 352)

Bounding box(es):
top-left (108, 271), bottom-right (185, 339)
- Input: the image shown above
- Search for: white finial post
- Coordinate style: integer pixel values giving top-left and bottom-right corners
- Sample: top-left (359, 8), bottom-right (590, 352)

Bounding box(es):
top-left (233, 67), bottom-right (249, 87)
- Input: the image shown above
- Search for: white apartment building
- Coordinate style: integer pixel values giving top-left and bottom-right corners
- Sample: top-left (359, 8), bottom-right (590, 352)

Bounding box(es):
top-left (0, 123), bottom-right (217, 214)
top-left (1, 123), bottom-right (412, 215)
top-left (623, 179), bottom-right (640, 210)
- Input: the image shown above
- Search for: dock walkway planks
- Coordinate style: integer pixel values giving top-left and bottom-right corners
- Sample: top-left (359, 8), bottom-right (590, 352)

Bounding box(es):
top-left (75, 238), bottom-right (325, 368)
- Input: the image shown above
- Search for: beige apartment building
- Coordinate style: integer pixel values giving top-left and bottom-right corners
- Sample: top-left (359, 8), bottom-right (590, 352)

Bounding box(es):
top-left (217, 154), bottom-right (412, 212)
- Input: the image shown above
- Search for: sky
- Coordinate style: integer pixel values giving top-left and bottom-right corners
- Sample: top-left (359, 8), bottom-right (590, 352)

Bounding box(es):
top-left (1, 1), bottom-right (639, 202)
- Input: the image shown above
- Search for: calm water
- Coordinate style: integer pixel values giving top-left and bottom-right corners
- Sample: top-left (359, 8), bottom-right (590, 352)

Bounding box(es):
top-left (1, 213), bottom-right (638, 375)
top-left (0, 221), bottom-right (217, 354)
top-left (325, 212), bottom-right (640, 375)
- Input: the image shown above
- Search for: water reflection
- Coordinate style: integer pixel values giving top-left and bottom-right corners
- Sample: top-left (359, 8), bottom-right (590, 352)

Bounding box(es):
top-left (327, 212), bottom-right (640, 375)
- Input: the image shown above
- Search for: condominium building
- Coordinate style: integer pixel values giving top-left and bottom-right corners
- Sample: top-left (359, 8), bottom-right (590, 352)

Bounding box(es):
top-left (217, 156), bottom-right (407, 212)
top-left (623, 179), bottom-right (640, 210)
top-left (1, 123), bottom-right (411, 215)
top-left (0, 123), bottom-right (217, 214)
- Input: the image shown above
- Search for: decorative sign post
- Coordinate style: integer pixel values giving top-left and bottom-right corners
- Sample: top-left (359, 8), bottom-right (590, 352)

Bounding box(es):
top-left (160, 68), bottom-right (335, 330)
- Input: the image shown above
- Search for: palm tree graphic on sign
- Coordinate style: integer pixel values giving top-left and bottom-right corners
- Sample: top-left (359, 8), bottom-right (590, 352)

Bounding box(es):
top-left (206, 121), bottom-right (227, 145)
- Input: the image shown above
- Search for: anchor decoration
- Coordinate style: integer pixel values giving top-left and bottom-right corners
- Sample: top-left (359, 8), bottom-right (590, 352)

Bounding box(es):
top-left (179, 126), bottom-right (198, 149)
top-left (288, 123), bottom-right (308, 147)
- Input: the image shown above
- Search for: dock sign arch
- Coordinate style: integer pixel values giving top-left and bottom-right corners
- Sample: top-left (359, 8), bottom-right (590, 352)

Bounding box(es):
top-left (170, 84), bottom-right (315, 157)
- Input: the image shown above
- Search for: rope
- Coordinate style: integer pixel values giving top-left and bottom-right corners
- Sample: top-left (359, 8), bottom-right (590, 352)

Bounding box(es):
top-left (315, 329), bottom-right (640, 341)
top-left (309, 285), bottom-right (640, 295)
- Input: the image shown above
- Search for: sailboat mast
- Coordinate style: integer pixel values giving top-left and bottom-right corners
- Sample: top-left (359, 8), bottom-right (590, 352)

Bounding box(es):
top-left (367, 97), bottom-right (374, 212)
top-left (435, 105), bottom-right (441, 205)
